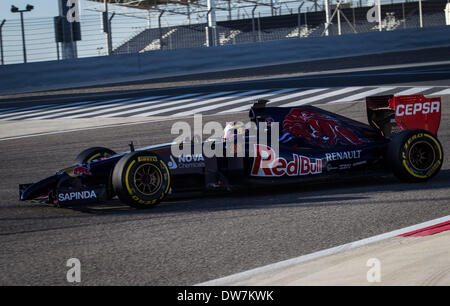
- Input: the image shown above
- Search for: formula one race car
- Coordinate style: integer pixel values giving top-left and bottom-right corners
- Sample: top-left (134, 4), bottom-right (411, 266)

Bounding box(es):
top-left (20, 94), bottom-right (443, 209)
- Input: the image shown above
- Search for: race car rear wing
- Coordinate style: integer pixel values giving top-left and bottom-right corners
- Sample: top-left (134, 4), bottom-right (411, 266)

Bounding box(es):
top-left (366, 94), bottom-right (441, 136)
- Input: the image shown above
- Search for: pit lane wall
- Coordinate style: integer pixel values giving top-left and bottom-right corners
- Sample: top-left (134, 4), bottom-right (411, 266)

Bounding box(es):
top-left (1, 25), bottom-right (450, 95)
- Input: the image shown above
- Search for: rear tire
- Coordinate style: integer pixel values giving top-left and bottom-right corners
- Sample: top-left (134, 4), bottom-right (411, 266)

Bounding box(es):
top-left (387, 129), bottom-right (443, 182)
top-left (75, 147), bottom-right (117, 164)
top-left (112, 151), bottom-right (171, 209)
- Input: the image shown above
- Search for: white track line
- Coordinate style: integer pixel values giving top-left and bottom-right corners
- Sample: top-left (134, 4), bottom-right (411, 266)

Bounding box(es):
top-left (219, 88), bottom-right (329, 114)
top-left (281, 87), bottom-right (364, 107)
top-left (0, 104), bottom-right (62, 116)
top-left (267, 88), bottom-right (330, 103)
top-left (0, 96), bottom-right (168, 119)
top-left (4, 86), bottom-right (448, 120)
top-left (129, 91), bottom-right (263, 117)
top-left (31, 96), bottom-right (170, 120)
top-left (134, 89), bottom-right (296, 118)
top-left (217, 88), bottom-right (323, 115)
top-left (197, 215), bottom-right (450, 286)
top-left (329, 87), bottom-right (396, 103)
top-left (173, 89), bottom-right (270, 117)
top-left (0, 98), bottom-right (132, 120)
top-left (64, 95), bottom-right (171, 119)
top-left (430, 88), bottom-right (450, 95)
top-left (12, 98), bottom-right (131, 120)
top-left (393, 87), bottom-right (432, 96)
top-left (0, 94), bottom-right (165, 117)
top-left (0, 102), bottom-right (94, 119)
top-left (98, 92), bottom-right (217, 118)
top-left (218, 88), bottom-right (314, 113)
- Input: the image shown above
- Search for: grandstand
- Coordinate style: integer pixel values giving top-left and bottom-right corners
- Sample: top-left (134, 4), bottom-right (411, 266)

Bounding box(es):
top-left (105, 0), bottom-right (448, 55)
top-left (0, 0), bottom-right (447, 65)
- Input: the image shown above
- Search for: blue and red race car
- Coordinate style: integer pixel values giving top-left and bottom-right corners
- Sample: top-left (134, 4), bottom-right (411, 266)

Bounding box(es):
top-left (20, 94), bottom-right (443, 209)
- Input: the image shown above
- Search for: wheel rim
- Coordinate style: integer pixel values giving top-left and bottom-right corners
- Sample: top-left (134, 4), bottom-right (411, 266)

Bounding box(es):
top-left (408, 141), bottom-right (435, 171)
top-left (133, 163), bottom-right (163, 196)
top-left (87, 152), bottom-right (110, 162)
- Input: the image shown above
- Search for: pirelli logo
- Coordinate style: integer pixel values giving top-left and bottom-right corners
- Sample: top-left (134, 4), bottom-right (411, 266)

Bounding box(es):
top-left (138, 156), bottom-right (158, 162)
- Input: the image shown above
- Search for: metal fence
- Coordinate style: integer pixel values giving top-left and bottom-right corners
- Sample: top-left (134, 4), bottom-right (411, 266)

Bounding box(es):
top-left (113, 0), bottom-right (448, 54)
top-left (0, 0), bottom-right (448, 65)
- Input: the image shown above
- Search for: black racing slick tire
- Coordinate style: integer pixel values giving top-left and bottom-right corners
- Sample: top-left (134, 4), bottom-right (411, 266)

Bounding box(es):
top-left (75, 147), bottom-right (117, 164)
top-left (387, 129), bottom-right (443, 183)
top-left (112, 151), bottom-right (171, 209)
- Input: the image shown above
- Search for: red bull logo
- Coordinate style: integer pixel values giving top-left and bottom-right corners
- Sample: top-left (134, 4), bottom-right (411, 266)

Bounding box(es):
top-left (251, 144), bottom-right (322, 177)
top-left (73, 166), bottom-right (90, 176)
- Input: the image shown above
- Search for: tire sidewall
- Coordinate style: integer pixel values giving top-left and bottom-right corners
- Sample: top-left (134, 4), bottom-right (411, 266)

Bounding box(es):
top-left (389, 130), bottom-right (443, 182)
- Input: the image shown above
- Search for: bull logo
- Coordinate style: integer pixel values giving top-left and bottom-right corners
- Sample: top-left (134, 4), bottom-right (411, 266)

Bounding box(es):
top-left (282, 109), bottom-right (364, 147)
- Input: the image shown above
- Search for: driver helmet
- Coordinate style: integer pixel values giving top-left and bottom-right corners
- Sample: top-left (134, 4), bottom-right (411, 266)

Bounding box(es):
top-left (223, 121), bottom-right (246, 140)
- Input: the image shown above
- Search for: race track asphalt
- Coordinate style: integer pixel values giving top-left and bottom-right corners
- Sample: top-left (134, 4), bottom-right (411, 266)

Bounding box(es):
top-left (0, 97), bottom-right (449, 285)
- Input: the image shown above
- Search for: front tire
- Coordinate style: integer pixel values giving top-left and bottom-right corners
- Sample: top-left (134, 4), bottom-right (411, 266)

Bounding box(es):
top-left (75, 146), bottom-right (117, 199)
top-left (112, 151), bottom-right (171, 209)
top-left (387, 129), bottom-right (443, 182)
top-left (75, 147), bottom-right (117, 164)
